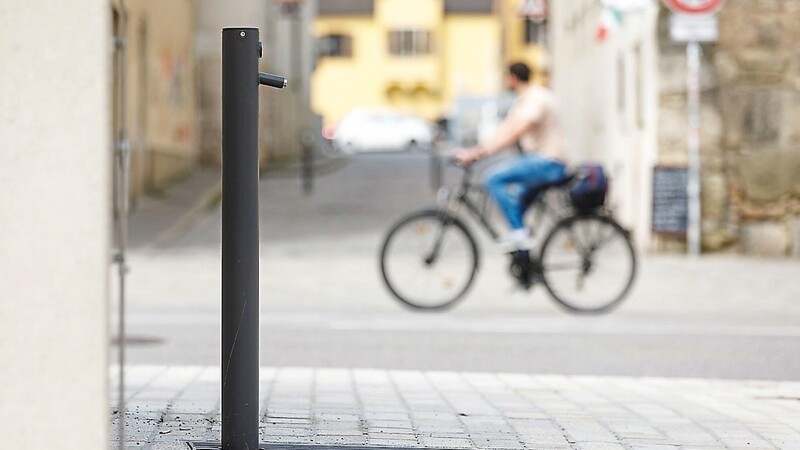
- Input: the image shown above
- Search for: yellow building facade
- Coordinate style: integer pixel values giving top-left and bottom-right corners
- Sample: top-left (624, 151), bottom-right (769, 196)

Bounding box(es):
top-left (311, 0), bottom-right (502, 123)
top-left (312, 0), bottom-right (546, 125)
top-left (499, 0), bottom-right (548, 82)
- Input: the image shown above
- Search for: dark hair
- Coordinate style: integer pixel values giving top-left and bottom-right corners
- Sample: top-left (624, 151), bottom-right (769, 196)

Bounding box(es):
top-left (508, 62), bottom-right (531, 83)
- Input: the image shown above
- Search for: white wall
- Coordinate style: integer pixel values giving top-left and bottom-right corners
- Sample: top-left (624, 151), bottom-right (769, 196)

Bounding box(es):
top-left (551, 0), bottom-right (659, 249)
top-left (0, 1), bottom-right (111, 449)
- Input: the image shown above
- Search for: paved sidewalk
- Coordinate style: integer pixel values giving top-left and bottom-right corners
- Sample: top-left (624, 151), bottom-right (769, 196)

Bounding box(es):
top-left (126, 167), bottom-right (221, 249)
top-left (124, 151), bottom-right (352, 250)
top-left (112, 366), bottom-right (800, 450)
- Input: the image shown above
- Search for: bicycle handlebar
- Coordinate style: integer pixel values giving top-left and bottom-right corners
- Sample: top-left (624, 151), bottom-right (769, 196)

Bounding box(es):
top-left (445, 156), bottom-right (472, 170)
top-left (440, 156), bottom-right (474, 191)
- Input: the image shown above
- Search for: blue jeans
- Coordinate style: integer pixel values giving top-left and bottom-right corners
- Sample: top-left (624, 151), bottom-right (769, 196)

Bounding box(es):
top-left (484, 155), bottom-right (567, 230)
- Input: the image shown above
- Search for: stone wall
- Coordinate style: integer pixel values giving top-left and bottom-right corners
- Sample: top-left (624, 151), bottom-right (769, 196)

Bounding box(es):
top-left (657, 0), bottom-right (800, 256)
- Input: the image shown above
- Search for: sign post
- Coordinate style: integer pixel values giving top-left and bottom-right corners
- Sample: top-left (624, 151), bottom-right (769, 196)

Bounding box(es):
top-left (663, 0), bottom-right (725, 255)
top-left (685, 40), bottom-right (702, 256)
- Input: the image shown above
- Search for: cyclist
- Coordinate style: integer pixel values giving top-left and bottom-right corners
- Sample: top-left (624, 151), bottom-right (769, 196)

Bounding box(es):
top-left (455, 62), bottom-right (568, 287)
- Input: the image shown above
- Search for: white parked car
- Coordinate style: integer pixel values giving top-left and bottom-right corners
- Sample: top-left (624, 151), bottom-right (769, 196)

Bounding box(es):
top-left (332, 109), bottom-right (434, 154)
top-left (444, 94), bottom-right (515, 147)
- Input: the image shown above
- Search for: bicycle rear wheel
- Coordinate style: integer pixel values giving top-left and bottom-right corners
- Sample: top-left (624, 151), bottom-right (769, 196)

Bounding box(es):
top-left (380, 210), bottom-right (479, 310)
top-left (540, 214), bottom-right (636, 314)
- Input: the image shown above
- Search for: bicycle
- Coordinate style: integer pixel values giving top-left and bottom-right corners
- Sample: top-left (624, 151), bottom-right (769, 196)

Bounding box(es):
top-left (379, 159), bottom-right (637, 313)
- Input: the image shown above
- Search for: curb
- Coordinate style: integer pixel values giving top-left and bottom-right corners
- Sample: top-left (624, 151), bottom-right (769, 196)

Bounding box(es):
top-left (261, 153), bottom-right (353, 179)
top-left (148, 179), bottom-right (223, 250)
top-left (140, 153), bottom-right (352, 250)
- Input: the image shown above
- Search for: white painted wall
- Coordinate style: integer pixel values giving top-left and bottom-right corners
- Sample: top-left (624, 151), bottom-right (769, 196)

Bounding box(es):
top-left (550, 0), bottom-right (659, 249)
top-left (0, 1), bottom-right (110, 449)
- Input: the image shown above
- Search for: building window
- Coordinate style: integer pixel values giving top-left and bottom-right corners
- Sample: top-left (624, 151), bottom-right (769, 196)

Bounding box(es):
top-left (524, 19), bottom-right (547, 45)
top-left (318, 34), bottom-right (353, 58)
top-left (318, 0), bottom-right (373, 16)
top-left (444, 0), bottom-right (493, 14)
top-left (388, 30), bottom-right (433, 56)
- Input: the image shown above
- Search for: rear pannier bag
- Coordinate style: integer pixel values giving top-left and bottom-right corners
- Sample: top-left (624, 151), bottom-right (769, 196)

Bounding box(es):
top-left (569, 164), bottom-right (608, 211)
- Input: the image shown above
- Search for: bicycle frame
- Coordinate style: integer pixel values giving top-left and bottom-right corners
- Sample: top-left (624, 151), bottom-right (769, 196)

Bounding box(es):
top-left (439, 163), bottom-right (569, 244)
top-left (381, 160), bottom-right (637, 313)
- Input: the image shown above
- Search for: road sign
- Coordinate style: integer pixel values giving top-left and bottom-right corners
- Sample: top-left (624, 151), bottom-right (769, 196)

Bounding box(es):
top-left (662, 0), bottom-right (725, 15)
top-left (670, 13), bottom-right (718, 42)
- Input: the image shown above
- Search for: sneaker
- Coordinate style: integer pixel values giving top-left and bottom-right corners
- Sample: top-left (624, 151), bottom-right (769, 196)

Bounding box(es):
top-left (497, 228), bottom-right (533, 253)
top-left (497, 237), bottom-right (535, 254)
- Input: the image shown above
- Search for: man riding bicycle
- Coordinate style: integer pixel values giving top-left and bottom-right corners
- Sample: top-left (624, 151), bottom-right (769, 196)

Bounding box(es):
top-left (456, 62), bottom-right (568, 287)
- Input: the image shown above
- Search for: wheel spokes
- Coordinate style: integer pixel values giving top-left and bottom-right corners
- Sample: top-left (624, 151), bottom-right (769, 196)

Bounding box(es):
top-left (382, 213), bottom-right (477, 309)
top-left (541, 216), bottom-right (636, 313)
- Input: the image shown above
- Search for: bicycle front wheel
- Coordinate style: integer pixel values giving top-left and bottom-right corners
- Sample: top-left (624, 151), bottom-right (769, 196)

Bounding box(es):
top-left (380, 210), bottom-right (479, 310)
top-left (540, 214), bottom-right (636, 314)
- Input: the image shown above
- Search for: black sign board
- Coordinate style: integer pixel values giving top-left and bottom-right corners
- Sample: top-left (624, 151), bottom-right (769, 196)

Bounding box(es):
top-left (652, 166), bottom-right (688, 235)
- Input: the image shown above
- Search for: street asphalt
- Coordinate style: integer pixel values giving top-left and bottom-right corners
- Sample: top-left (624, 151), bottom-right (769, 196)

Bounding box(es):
top-left (115, 152), bottom-right (800, 381)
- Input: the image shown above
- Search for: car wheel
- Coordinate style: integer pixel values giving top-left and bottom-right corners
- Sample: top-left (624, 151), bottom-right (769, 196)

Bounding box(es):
top-left (405, 140), bottom-right (421, 152)
top-left (335, 141), bottom-right (355, 154)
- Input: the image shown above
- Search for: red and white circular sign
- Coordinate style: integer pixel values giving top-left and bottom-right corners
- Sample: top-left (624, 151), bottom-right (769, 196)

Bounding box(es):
top-left (662, 0), bottom-right (725, 15)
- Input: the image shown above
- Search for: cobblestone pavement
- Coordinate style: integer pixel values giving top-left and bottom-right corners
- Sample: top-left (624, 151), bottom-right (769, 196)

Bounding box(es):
top-left (112, 366), bottom-right (800, 450)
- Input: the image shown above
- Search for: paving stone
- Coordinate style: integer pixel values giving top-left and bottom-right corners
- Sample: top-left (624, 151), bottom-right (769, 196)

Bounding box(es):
top-left (412, 411), bottom-right (458, 420)
top-left (263, 417), bottom-right (312, 425)
top-left (469, 437), bottom-right (525, 449)
top-left (678, 447), bottom-right (726, 450)
top-left (368, 439), bottom-right (423, 448)
top-left (261, 436), bottom-right (315, 445)
top-left (112, 366), bottom-right (800, 450)
top-left (368, 431), bottom-right (419, 439)
top-left (416, 424), bottom-right (466, 433)
top-left (624, 440), bottom-right (680, 449)
top-left (521, 445), bottom-right (573, 450)
top-left (517, 431), bottom-right (571, 444)
top-left (420, 436), bottom-right (475, 448)
top-left (363, 411), bottom-right (410, 420)
top-left (366, 419), bottom-right (414, 429)
top-left (662, 432), bottom-right (719, 446)
top-left (314, 429), bottom-right (366, 437)
top-left (149, 444), bottom-right (188, 450)
top-left (312, 435), bottom-right (368, 446)
top-left (315, 419), bottom-right (363, 428)
top-left (261, 426), bottom-right (312, 436)
top-left (368, 426), bottom-right (416, 434)
top-left (576, 443), bottom-right (626, 450)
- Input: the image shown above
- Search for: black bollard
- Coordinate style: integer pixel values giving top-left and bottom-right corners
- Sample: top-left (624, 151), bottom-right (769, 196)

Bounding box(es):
top-left (221, 27), bottom-right (261, 450)
top-left (219, 26), bottom-right (286, 450)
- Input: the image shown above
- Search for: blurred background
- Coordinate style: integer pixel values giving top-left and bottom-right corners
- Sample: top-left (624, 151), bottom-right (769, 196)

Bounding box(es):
top-left (110, 0), bottom-right (800, 255)
top-left (98, 0), bottom-right (800, 373)
top-left (2, 0), bottom-right (800, 447)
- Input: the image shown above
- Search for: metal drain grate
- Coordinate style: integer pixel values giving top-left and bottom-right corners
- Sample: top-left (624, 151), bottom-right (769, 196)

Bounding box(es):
top-left (189, 443), bottom-right (422, 450)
